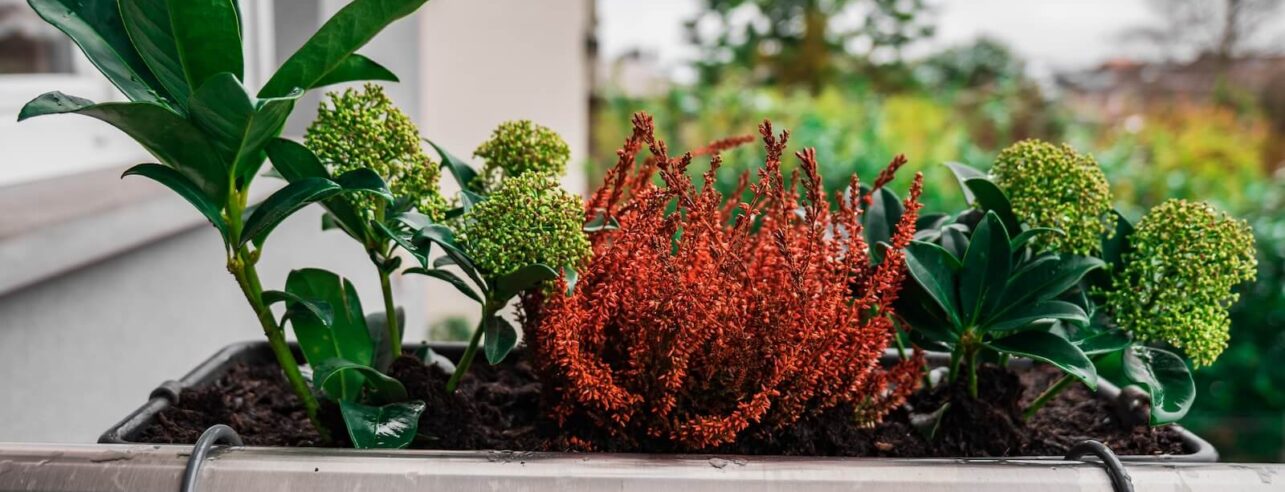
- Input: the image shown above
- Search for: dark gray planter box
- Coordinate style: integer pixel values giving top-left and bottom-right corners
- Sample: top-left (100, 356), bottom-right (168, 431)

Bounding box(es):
top-left (99, 341), bottom-right (1217, 462)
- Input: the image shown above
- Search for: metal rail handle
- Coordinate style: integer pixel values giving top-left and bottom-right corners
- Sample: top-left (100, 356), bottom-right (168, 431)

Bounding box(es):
top-left (1065, 440), bottom-right (1133, 492)
top-left (181, 425), bottom-right (243, 492)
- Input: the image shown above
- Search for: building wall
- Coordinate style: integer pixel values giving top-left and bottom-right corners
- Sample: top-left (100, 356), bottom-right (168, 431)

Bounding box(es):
top-left (0, 0), bottom-right (591, 443)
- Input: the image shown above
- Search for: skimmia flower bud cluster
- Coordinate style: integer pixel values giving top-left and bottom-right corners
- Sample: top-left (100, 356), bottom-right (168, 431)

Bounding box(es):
top-left (456, 172), bottom-right (591, 276)
top-left (473, 119), bottom-right (571, 192)
top-left (1105, 199), bottom-right (1257, 367)
top-left (306, 84), bottom-right (448, 221)
top-left (991, 139), bottom-right (1113, 255)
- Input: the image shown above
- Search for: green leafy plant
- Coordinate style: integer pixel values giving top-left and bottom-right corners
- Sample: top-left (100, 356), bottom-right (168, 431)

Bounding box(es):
top-left (989, 139), bottom-right (1113, 255)
top-left (384, 124), bottom-right (589, 392)
top-left (19, 0), bottom-right (432, 436)
top-left (268, 269), bottom-right (425, 448)
top-left (265, 84), bottom-right (448, 361)
top-left (472, 120), bottom-right (571, 192)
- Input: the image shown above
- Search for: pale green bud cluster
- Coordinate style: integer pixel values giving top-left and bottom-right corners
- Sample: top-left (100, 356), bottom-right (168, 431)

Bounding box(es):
top-left (991, 139), bottom-right (1113, 255)
top-left (473, 120), bottom-right (570, 192)
top-left (305, 84), bottom-right (447, 221)
top-left (1105, 199), bottom-right (1257, 367)
top-left (456, 172), bottom-right (590, 276)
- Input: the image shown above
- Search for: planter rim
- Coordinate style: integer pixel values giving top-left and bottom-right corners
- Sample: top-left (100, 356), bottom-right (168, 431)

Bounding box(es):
top-left (99, 341), bottom-right (1218, 462)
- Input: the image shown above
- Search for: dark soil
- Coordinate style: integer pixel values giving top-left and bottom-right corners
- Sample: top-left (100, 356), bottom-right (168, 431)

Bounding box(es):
top-left (137, 355), bottom-right (1188, 457)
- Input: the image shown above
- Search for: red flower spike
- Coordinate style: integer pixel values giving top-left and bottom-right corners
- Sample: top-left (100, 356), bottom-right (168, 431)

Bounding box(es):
top-left (529, 113), bottom-right (924, 450)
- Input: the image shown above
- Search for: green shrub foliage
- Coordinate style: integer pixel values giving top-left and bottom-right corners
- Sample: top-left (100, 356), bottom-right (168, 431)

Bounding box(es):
top-left (991, 139), bottom-right (1112, 255)
top-left (306, 84), bottom-right (447, 221)
top-left (1106, 199), bottom-right (1258, 367)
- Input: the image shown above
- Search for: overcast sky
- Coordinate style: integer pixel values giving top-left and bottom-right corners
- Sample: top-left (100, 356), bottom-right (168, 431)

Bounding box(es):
top-left (598, 0), bottom-right (1285, 79)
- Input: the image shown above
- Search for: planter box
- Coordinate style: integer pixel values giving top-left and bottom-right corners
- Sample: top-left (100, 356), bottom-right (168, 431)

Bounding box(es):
top-left (100, 341), bottom-right (1217, 462)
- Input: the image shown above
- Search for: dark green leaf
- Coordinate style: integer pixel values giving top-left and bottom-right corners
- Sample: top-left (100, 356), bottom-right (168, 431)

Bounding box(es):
top-left (1074, 330), bottom-right (1132, 356)
top-left (122, 164), bottom-right (227, 241)
top-left (118, 0), bottom-right (188, 107)
top-left (405, 267), bottom-right (483, 303)
top-left (964, 178), bottom-right (1021, 235)
top-left (240, 178), bottom-right (342, 247)
top-left (1122, 346), bottom-right (1194, 425)
top-left (904, 241), bottom-right (962, 328)
top-left (1101, 210), bottom-right (1134, 271)
top-left (944, 161), bottom-right (985, 204)
top-left (864, 187), bottom-right (904, 261)
top-left (312, 53), bottom-right (398, 87)
top-left (493, 264), bottom-right (559, 302)
top-left (995, 256), bottom-right (1105, 317)
top-left (414, 224), bottom-right (485, 289)
top-left (313, 358), bottom-right (407, 403)
top-left (959, 212), bottom-right (1011, 324)
top-left (29, 0), bottom-right (171, 106)
top-left (266, 139), bottom-right (372, 242)
top-left (284, 269), bottom-right (374, 400)
top-left (426, 138), bottom-right (478, 191)
top-left (335, 168), bottom-right (394, 203)
top-left (987, 300), bottom-right (1088, 332)
top-left (987, 331), bottom-right (1097, 390)
top-left (167, 0), bottom-right (243, 91)
top-left (262, 289), bottom-right (334, 326)
top-left (259, 0), bottom-right (428, 97)
top-left (374, 221), bottom-right (425, 265)
top-left (584, 211), bottom-right (622, 232)
top-left (940, 224), bottom-right (969, 260)
top-left (339, 400), bottom-right (424, 449)
top-left (20, 93), bottom-right (227, 204)
top-left (484, 316), bottom-right (519, 365)
top-left (365, 308), bottom-right (405, 373)
top-left (189, 73), bottom-right (300, 188)
top-left (915, 213), bottom-right (949, 232)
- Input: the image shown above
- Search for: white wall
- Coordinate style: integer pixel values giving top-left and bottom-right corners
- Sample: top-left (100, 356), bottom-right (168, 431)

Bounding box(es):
top-left (0, 0), bottom-right (591, 443)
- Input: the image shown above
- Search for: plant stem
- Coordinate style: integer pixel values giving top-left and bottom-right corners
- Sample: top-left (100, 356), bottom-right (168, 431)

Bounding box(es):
top-left (965, 346), bottom-right (979, 399)
top-left (378, 266), bottom-right (402, 357)
top-left (446, 314), bottom-right (488, 392)
top-left (1023, 372), bottom-right (1074, 420)
top-left (231, 251), bottom-right (328, 440)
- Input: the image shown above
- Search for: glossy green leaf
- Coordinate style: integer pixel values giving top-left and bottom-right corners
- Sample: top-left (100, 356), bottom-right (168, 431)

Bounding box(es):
top-left (405, 267), bottom-right (483, 303)
top-left (1074, 330), bottom-right (1132, 356)
top-left (20, 93), bottom-right (227, 204)
top-left (262, 289), bottom-right (334, 326)
top-left (959, 212), bottom-right (1011, 324)
top-left (240, 178), bottom-right (342, 247)
top-left (563, 266), bottom-right (579, 296)
top-left (944, 161), bottom-right (984, 204)
top-left (122, 164), bottom-right (227, 241)
top-left (313, 54), bottom-right (399, 88)
top-left (988, 300), bottom-right (1088, 332)
top-left (963, 178), bottom-right (1021, 235)
top-left (904, 241), bottom-right (962, 328)
top-left (265, 139), bottom-right (370, 242)
top-left (915, 213), bottom-right (949, 233)
top-left (283, 269), bottom-right (374, 400)
top-left (940, 224), bottom-right (969, 260)
top-left (1101, 210), bottom-right (1134, 270)
top-left (584, 211), bottom-right (621, 232)
top-left (987, 331), bottom-right (1097, 389)
top-left (414, 224), bottom-right (485, 289)
top-left (189, 73), bottom-right (300, 188)
top-left (365, 308), bottom-right (405, 373)
top-left (1122, 346), bottom-right (1195, 425)
top-left (339, 400), bottom-right (424, 449)
top-left (28, 0), bottom-right (171, 106)
top-left (313, 358), bottom-right (407, 403)
top-left (259, 0), bottom-right (429, 97)
top-left (484, 316), bottom-right (519, 365)
top-left (334, 168), bottom-right (394, 203)
top-left (493, 264), bottom-right (559, 302)
top-left (995, 255), bottom-right (1105, 317)
top-left (118, 0), bottom-right (188, 107)
top-left (864, 187), bottom-right (904, 260)
top-left (167, 0), bottom-right (243, 91)
top-left (427, 138), bottom-right (479, 192)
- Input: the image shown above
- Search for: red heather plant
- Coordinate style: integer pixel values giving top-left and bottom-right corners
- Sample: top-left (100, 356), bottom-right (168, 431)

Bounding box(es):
top-left (530, 113), bottom-right (925, 450)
